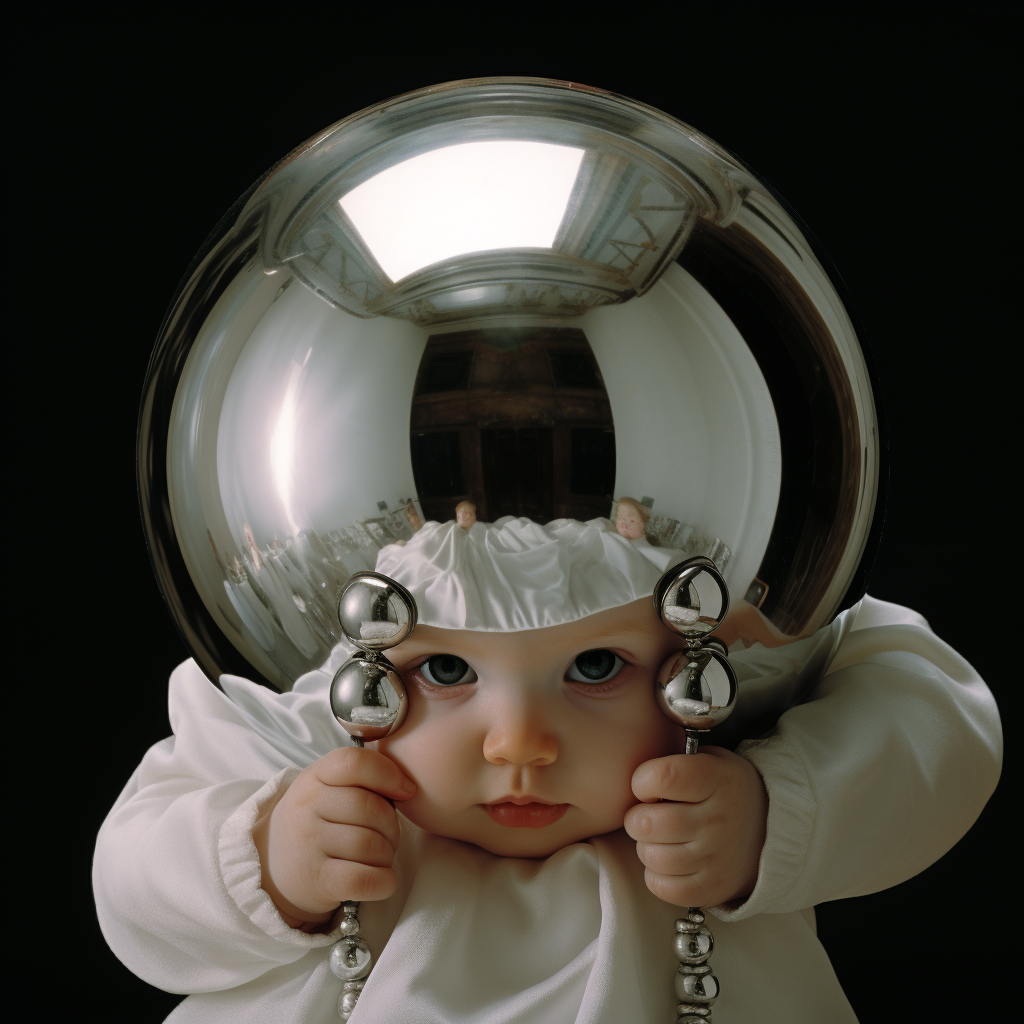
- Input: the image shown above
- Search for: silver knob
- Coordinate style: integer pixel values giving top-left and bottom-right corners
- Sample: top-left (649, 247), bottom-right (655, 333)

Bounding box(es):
top-left (331, 571), bottom-right (417, 744)
top-left (654, 556), bottom-right (738, 735)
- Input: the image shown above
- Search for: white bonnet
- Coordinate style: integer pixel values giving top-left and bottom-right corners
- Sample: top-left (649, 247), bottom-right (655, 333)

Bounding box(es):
top-left (375, 516), bottom-right (682, 632)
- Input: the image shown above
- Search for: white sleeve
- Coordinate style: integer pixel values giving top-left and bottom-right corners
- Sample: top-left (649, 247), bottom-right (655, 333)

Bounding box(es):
top-left (92, 660), bottom-right (348, 993)
top-left (713, 595), bottom-right (1002, 921)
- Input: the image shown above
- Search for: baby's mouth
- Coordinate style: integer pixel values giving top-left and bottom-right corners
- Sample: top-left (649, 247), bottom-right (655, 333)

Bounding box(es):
top-left (483, 801), bottom-right (570, 828)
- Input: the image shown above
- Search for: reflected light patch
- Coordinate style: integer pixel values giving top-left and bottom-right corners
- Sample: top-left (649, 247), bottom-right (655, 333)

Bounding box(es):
top-left (270, 360), bottom-right (304, 539)
top-left (339, 141), bottom-right (585, 282)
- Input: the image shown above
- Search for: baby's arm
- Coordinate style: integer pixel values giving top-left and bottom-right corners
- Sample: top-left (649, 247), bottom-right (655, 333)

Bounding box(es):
top-left (93, 661), bottom-right (372, 993)
top-left (626, 596), bottom-right (1002, 916)
top-left (252, 747), bottom-right (415, 928)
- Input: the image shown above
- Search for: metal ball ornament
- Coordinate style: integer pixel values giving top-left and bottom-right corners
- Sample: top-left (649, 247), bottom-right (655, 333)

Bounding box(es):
top-left (329, 937), bottom-right (373, 981)
top-left (337, 571), bottom-right (416, 650)
top-left (655, 556), bottom-right (730, 643)
top-left (655, 646), bottom-right (738, 733)
top-left (138, 77), bottom-right (883, 697)
top-left (329, 571), bottom-right (415, 744)
top-left (655, 557), bottom-right (739, 734)
top-left (329, 655), bottom-right (408, 743)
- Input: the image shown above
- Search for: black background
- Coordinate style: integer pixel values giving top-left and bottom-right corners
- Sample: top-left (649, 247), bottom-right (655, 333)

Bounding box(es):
top-left (40, 14), bottom-right (1014, 1021)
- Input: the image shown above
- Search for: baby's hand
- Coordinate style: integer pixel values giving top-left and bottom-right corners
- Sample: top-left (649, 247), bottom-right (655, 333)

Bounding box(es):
top-left (624, 748), bottom-right (768, 909)
top-left (252, 747), bottom-right (416, 929)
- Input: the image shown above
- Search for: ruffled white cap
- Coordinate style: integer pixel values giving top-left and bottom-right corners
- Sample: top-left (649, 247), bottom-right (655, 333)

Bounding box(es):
top-left (375, 516), bottom-right (683, 632)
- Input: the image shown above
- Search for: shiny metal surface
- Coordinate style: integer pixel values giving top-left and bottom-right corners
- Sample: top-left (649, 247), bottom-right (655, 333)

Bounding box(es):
top-left (674, 911), bottom-right (719, 1017)
top-left (330, 571), bottom-right (414, 742)
top-left (655, 558), bottom-right (738, 733)
top-left (655, 557), bottom-right (730, 643)
top-left (138, 76), bottom-right (883, 692)
top-left (329, 936), bottom-right (373, 981)
top-left (655, 648), bottom-right (738, 733)
top-left (337, 572), bottom-right (417, 651)
top-left (658, 564), bottom-right (734, 1020)
top-left (674, 920), bottom-right (714, 964)
top-left (329, 655), bottom-right (408, 743)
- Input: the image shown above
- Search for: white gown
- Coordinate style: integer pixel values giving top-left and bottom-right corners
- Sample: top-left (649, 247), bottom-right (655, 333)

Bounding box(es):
top-left (93, 597), bottom-right (1002, 1023)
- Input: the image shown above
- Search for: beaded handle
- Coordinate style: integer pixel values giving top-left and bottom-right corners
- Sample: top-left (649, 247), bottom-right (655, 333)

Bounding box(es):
top-left (653, 558), bottom-right (738, 1022)
top-left (673, 904), bottom-right (719, 1021)
top-left (329, 901), bottom-right (373, 1019)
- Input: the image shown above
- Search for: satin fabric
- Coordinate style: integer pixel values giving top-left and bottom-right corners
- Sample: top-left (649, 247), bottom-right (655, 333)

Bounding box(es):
top-left (375, 517), bottom-right (682, 631)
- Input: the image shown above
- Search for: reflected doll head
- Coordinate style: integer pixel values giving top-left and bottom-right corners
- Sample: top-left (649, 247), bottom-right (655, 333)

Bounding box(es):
top-left (455, 501), bottom-right (477, 530)
top-left (614, 497), bottom-right (650, 540)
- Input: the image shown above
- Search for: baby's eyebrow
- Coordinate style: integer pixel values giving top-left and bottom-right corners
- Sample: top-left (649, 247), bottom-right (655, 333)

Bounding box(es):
top-left (568, 626), bottom-right (660, 649)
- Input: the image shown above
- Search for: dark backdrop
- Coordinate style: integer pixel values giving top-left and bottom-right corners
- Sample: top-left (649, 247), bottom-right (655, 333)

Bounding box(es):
top-left (46, 17), bottom-right (1013, 1021)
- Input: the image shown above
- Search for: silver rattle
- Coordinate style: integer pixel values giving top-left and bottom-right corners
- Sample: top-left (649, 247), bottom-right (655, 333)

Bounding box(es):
top-left (330, 570), bottom-right (417, 748)
top-left (655, 556), bottom-right (739, 1024)
top-left (327, 570), bottom-right (418, 1020)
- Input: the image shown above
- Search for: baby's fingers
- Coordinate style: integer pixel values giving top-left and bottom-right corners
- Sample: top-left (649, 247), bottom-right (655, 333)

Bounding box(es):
top-left (631, 752), bottom-right (721, 804)
top-left (317, 822), bottom-right (398, 869)
top-left (315, 786), bottom-right (402, 852)
top-left (314, 746), bottom-right (417, 802)
top-left (634, 839), bottom-right (703, 877)
top-left (318, 859), bottom-right (398, 903)
top-left (643, 866), bottom-right (707, 909)
top-left (624, 800), bottom-right (696, 845)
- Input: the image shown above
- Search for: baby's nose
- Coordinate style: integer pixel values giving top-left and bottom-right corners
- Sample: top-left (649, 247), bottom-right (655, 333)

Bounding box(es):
top-left (482, 701), bottom-right (558, 767)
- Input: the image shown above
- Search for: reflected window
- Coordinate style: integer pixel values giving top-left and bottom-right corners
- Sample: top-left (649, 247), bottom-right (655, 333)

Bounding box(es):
top-left (417, 352), bottom-right (473, 394)
top-left (549, 350), bottom-right (603, 390)
top-left (570, 428), bottom-right (616, 496)
top-left (339, 141), bottom-right (585, 281)
top-left (410, 326), bottom-right (615, 524)
top-left (481, 427), bottom-right (554, 522)
top-left (411, 432), bottom-right (464, 497)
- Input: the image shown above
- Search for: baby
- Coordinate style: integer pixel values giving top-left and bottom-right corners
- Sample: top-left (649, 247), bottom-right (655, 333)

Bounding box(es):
top-left (94, 516), bottom-right (1001, 1023)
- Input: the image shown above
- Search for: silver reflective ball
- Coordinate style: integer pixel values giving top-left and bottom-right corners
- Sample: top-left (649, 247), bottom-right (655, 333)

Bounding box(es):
top-left (139, 78), bottom-right (883, 693)
top-left (675, 965), bottom-right (719, 1005)
top-left (329, 937), bottom-right (373, 981)
top-left (330, 655), bottom-right (408, 741)
top-left (338, 990), bottom-right (360, 1017)
top-left (656, 557), bottom-right (730, 642)
top-left (656, 647), bottom-right (738, 732)
top-left (674, 926), bottom-right (715, 965)
top-left (338, 571), bottom-right (416, 651)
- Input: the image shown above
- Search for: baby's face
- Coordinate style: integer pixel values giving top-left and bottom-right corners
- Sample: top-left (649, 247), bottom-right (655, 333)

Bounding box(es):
top-left (377, 598), bottom-right (683, 857)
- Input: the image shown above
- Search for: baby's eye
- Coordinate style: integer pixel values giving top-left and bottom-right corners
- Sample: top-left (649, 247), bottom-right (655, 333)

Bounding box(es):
top-left (565, 649), bottom-right (625, 685)
top-left (418, 654), bottom-right (478, 686)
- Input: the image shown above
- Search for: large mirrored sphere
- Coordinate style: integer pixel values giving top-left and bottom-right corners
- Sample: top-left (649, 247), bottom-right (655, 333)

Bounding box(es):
top-left (139, 77), bottom-right (882, 691)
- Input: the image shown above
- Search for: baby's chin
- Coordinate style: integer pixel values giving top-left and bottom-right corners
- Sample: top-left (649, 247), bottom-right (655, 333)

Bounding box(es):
top-left (399, 804), bottom-right (625, 859)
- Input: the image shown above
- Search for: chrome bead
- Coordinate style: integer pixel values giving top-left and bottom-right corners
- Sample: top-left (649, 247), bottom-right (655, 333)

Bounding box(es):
top-left (330, 655), bottom-right (408, 742)
top-left (675, 964), bottom-right (719, 1005)
top-left (674, 926), bottom-right (714, 964)
top-left (677, 1007), bottom-right (712, 1022)
top-left (656, 647), bottom-right (737, 732)
top-left (339, 914), bottom-right (360, 937)
top-left (337, 989), bottom-right (360, 1018)
top-left (655, 557), bottom-right (730, 643)
top-left (329, 936), bottom-right (373, 981)
top-left (337, 572), bottom-right (417, 651)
